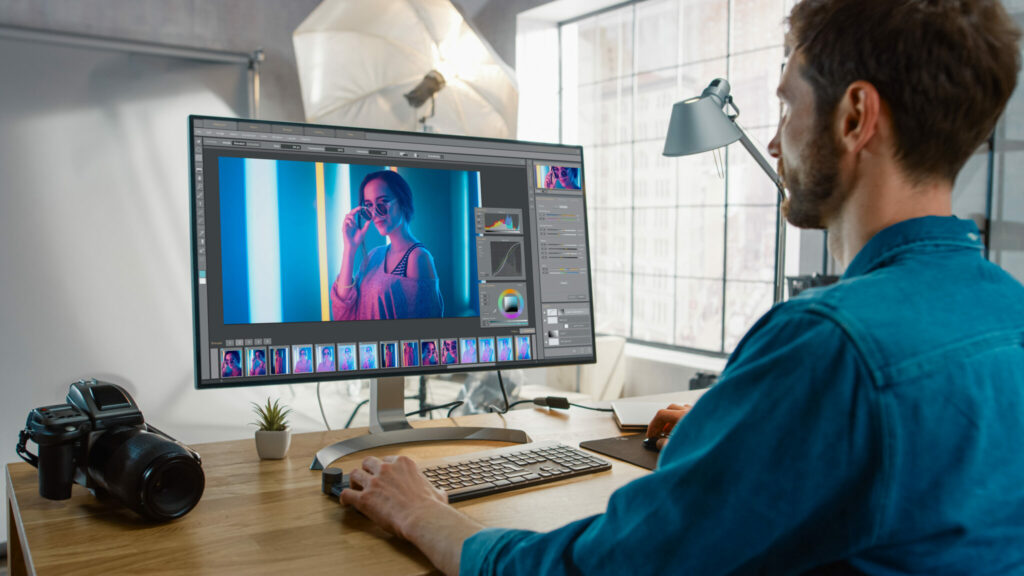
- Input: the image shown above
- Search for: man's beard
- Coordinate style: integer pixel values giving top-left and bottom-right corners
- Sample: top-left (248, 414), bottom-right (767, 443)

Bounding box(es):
top-left (780, 116), bottom-right (846, 229)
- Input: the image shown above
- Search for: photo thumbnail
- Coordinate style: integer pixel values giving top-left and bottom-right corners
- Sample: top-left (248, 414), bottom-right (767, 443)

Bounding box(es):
top-left (292, 345), bottom-right (314, 374)
top-left (359, 342), bottom-right (379, 370)
top-left (440, 338), bottom-right (459, 365)
top-left (246, 347), bottom-right (267, 376)
top-left (460, 338), bottom-right (478, 364)
top-left (380, 341), bottom-right (398, 368)
top-left (220, 348), bottom-right (243, 378)
top-left (478, 338), bottom-right (495, 363)
top-left (270, 347), bottom-right (290, 375)
top-left (535, 165), bottom-right (581, 190)
top-left (338, 343), bottom-right (357, 371)
top-left (421, 340), bottom-right (439, 366)
top-left (515, 336), bottom-right (533, 361)
top-left (402, 341), bottom-right (420, 367)
top-left (316, 344), bottom-right (336, 373)
top-left (496, 337), bottom-right (513, 362)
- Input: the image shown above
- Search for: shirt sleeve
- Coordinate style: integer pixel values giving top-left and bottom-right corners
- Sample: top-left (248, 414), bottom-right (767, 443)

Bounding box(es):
top-left (460, 307), bottom-right (885, 576)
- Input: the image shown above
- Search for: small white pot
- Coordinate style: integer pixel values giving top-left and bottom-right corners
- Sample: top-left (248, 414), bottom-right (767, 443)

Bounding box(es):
top-left (255, 429), bottom-right (291, 460)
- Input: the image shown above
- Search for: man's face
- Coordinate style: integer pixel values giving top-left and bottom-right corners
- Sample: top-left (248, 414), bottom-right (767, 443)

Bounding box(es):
top-left (768, 52), bottom-right (845, 229)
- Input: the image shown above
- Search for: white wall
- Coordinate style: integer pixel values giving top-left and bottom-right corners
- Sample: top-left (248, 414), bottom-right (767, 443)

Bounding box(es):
top-left (0, 0), bottom-right (323, 547)
top-left (0, 0), bottom-right (547, 547)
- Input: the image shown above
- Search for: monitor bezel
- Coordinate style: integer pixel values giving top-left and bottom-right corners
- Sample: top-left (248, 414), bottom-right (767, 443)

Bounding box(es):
top-left (189, 114), bottom-right (596, 390)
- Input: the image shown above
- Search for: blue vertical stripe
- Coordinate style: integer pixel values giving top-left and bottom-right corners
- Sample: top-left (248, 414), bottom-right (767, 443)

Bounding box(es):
top-left (325, 163), bottom-right (352, 291)
top-left (219, 157), bottom-right (250, 324)
top-left (277, 161), bottom-right (321, 322)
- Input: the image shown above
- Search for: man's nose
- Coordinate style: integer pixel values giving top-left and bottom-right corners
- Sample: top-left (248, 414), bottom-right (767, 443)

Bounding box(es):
top-left (767, 131), bottom-right (781, 159)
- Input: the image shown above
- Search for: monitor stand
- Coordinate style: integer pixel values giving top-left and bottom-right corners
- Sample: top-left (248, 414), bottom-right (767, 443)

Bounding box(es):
top-left (310, 376), bottom-right (530, 470)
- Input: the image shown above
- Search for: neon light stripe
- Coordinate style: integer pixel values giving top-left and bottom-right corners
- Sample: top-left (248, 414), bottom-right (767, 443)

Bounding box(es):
top-left (245, 158), bottom-right (282, 323)
top-left (316, 162), bottom-right (329, 321)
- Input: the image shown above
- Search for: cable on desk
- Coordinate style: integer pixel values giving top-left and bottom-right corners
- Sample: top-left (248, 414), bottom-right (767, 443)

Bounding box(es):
top-left (405, 400), bottom-right (464, 418)
top-left (507, 397), bottom-right (614, 412)
top-left (569, 403), bottom-right (614, 412)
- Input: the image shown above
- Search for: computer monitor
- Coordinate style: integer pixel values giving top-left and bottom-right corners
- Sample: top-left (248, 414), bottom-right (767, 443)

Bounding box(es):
top-left (188, 116), bottom-right (595, 469)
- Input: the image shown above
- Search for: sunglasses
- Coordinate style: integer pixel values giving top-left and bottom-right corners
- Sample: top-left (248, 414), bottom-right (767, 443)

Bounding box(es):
top-left (361, 197), bottom-right (394, 217)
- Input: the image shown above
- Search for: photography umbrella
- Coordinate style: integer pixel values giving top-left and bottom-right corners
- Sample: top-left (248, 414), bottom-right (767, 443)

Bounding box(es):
top-left (293, 0), bottom-right (518, 138)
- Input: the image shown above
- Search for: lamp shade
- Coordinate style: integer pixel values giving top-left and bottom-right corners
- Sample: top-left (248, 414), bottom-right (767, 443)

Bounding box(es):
top-left (663, 79), bottom-right (742, 156)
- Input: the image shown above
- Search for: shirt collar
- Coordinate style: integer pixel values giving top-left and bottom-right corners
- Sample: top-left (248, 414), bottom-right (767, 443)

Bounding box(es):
top-left (843, 216), bottom-right (983, 279)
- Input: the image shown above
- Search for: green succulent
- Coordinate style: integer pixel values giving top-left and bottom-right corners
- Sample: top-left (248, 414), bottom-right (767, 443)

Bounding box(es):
top-left (251, 397), bottom-right (292, 431)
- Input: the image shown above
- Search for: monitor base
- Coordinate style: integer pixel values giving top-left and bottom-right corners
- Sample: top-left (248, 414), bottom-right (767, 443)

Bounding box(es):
top-left (310, 376), bottom-right (531, 470)
top-left (310, 426), bottom-right (530, 470)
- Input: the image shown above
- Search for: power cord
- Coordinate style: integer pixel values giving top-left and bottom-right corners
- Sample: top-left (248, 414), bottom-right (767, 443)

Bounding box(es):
top-left (344, 399), bottom-right (369, 429)
top-left (343, 394), bottom-right (436, 428)
top-left (508, 396), bottom-right (614, 412)
top-left (317, 382), bottom-right (331, 430)
top-left (489, 370), bottom-right (613, 413)
top-left (405, 401), bottom-right (464, 418)
top-left (486, 370), bottom-right (512, 414)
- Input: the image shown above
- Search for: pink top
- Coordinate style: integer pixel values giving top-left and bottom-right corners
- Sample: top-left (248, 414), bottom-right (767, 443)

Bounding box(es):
top-left (331, 245), bottom-right (443, 321)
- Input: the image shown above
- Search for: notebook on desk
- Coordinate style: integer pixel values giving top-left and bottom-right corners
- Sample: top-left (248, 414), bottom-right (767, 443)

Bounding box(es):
top-left (611, 401), bottom-right (666, 431)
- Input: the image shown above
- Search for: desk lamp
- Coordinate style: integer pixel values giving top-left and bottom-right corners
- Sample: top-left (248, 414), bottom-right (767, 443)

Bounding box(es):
top-left (663, 78), bottom-right (788, 303)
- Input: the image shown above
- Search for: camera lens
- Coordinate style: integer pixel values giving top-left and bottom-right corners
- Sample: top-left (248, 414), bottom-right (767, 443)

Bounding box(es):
top-left (88, 427), bottom-right (204, 521)
top-left (141, 453), bottom-right (206, 520)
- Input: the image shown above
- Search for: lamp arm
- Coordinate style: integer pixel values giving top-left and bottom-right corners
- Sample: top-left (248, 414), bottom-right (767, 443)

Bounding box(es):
top-left (735, 124), bottom-right (785, 202)
top-left (734, 122), bottom-right (788, 304)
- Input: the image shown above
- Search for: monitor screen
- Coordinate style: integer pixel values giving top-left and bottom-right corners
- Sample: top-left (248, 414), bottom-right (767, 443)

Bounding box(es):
top-left (189, 116), bottom-right (595, 389)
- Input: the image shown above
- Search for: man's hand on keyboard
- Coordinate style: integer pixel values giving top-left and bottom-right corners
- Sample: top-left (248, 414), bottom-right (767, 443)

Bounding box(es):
top-left (339, 454), bottom-right (485, 576)
top-left (644, 403), bottom-right (693, 451)
top-left (341, 455), bottom-right (448, 539)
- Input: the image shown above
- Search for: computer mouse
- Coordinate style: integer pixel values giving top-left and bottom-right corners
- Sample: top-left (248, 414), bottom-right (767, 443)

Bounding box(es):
top-left (642, 436), bottom-right (660, 452)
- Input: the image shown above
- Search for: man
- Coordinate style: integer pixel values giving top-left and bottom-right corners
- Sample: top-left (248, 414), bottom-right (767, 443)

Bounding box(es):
top-left (339, 1), bottom-right (1024, 573)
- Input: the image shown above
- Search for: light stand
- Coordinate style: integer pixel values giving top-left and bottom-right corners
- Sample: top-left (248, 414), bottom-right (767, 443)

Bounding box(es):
top-left (663, 78), bottom-right (788, 303)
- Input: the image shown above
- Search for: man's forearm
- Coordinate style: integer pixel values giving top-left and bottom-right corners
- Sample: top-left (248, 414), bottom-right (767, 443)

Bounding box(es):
top-left (402, 500), bottom-right (486, 576)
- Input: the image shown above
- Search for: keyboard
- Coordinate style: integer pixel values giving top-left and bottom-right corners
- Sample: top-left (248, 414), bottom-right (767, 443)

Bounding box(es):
top-left (322, 440), bottom-right (612, 502)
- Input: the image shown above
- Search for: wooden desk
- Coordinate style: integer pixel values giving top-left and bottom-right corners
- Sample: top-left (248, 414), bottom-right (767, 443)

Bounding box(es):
top-left (7, 390), bottom-right (705, 576)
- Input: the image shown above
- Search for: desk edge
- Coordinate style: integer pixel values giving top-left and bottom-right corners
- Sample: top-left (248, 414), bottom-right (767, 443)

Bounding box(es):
top-left (7, 464), bottom-right (37, 576)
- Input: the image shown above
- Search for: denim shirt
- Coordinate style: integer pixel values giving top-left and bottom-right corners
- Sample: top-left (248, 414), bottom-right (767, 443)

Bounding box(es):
top-left (461, 216), bottom-right (1024, 575)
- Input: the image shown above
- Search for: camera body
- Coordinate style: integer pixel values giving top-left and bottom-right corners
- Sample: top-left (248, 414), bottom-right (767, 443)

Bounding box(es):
top-left (17, 379), bottom-right (205, 521)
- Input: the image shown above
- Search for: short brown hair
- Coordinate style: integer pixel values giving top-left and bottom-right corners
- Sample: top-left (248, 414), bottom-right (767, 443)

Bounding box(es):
top-left (787, 0), bottom-right (1021, 182)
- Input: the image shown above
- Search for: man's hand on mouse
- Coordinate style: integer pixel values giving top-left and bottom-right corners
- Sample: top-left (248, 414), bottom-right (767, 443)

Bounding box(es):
top-left (644, 403), bottom-right (693, 451)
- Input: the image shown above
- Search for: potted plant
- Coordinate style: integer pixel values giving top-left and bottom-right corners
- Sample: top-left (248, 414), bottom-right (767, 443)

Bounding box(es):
top-left (251, 397), bottom-right (292, 460)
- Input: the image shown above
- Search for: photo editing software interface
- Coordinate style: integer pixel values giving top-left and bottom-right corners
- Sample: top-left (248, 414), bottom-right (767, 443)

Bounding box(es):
top-left (190, 117), bottom-right (595, 387)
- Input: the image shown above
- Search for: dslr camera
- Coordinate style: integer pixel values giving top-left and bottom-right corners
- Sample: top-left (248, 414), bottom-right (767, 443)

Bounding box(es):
top-left (16, 378), bottom-right (205, 521)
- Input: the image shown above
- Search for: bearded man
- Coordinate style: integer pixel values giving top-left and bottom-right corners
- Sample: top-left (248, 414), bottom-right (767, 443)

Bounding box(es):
top-left (336, 1), bottom-right (1024, 574)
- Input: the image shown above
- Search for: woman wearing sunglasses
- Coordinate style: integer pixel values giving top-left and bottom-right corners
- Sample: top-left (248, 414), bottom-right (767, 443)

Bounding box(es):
top-left (331, 170), bottom-right (443, 321)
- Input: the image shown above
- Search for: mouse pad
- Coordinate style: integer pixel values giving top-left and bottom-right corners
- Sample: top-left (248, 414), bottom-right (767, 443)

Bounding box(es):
top-left (579, 434), bottom-right (659, 471)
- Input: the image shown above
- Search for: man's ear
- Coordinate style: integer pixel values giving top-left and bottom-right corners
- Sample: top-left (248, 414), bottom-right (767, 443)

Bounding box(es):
top-left (835, 80), bottom-right (882, 155)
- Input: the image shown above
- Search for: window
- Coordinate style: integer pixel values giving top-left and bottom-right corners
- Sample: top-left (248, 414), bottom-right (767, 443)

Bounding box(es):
top-left (559, 0), bottom-right (792, 354)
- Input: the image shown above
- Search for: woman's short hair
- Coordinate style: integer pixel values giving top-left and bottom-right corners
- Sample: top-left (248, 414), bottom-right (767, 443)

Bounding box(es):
top-left (360, 170), bottom-right (414, 222)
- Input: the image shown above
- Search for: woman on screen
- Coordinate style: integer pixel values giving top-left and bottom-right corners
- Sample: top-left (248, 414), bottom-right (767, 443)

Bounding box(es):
top-left (543, 166), bottom-right (580, 190)
top-left (331, 171), bottom-right (443, 321)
